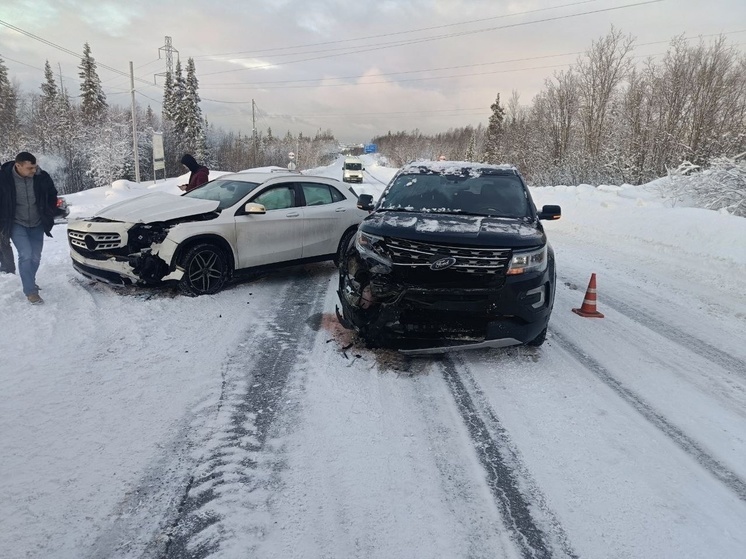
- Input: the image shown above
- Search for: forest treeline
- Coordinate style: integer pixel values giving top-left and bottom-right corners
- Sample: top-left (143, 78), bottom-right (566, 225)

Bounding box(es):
top-left (0, 28), bottom-right (743, 214)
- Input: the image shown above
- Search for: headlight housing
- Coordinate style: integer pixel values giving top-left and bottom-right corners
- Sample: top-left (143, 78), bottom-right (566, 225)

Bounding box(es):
top-left (355, 230), bottom-right (392, 266)
top-left (507, 245), bottom-right (547, 275)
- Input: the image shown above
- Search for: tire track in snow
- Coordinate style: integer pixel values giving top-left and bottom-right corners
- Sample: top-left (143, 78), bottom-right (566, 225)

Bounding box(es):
top-left (552, 331), bottom-right (746, 503)
top-left (439, 356), bottom-right (579, 559)
top-left (161, 266), bottom-right (331, 559)
top-left (560, 275), bottom-right (746, 379)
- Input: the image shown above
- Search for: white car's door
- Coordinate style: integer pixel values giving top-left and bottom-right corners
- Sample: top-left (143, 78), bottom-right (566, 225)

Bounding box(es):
top-left (299, 181), bottom-right (349, 258)
top-left (234, 183), bottom-right (304, 269)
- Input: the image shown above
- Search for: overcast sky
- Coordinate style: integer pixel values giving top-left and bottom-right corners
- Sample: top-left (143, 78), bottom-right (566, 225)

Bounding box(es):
top-left (1, 0), bottom-right (745, 143)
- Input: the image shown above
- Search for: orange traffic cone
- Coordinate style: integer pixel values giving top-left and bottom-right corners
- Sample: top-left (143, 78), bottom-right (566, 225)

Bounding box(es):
top-left (572, 273), bottom-right (604, 318)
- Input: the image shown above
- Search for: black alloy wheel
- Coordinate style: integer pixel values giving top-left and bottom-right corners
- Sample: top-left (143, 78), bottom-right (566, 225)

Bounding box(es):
top-left (178, 243), bottom-right (228, 296)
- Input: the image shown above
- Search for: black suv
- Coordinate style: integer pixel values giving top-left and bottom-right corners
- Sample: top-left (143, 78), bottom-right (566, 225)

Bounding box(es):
top-left (337, 160), bottom-right (561, 353)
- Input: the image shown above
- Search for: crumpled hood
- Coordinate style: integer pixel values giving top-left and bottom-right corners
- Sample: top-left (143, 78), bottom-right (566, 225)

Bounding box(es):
top-left (94, 192), bottom-right (220, 223)
top-left (361, 211), bottom-right (545, 248)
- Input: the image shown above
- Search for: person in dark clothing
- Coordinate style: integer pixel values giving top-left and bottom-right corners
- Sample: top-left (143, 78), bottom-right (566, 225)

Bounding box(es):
top-left (0, 152), bottom-right (62, 304)
top-left (0, 230), bottom-right (14, 274)
top-left (178, 154), bottom-right (209, 192)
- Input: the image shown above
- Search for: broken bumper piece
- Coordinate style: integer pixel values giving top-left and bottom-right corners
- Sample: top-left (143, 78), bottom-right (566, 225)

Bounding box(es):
top-left (398, 337), bottom-right (522, 355)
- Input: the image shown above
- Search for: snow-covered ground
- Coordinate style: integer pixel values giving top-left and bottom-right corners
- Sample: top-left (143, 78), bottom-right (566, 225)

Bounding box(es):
top-left (1, 155), bottom-right (745, 558)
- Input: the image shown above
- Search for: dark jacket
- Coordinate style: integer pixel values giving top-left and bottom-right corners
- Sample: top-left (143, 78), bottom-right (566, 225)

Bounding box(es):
top-left (186, 166), bottom-right (209, 192)
top-left (181, 154), bottom-right (209, 192)
top-left (0, 160), bottom-right (60, 237)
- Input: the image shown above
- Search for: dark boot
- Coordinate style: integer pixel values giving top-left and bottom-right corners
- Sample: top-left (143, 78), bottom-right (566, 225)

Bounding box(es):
top-left (0, 235), bottom-right (15, 274)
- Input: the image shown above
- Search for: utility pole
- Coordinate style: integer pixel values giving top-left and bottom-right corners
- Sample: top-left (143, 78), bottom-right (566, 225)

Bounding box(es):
top-left (57, 62), bottom-right (65, 96)
top-left (252, 99), bottom-right (257, 168)
top-left (129, 61), bottom-right (141, 182)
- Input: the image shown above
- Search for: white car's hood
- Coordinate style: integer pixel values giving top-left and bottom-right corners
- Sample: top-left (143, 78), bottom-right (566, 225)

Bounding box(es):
top-left (94, 192), bottom-right (220, 223)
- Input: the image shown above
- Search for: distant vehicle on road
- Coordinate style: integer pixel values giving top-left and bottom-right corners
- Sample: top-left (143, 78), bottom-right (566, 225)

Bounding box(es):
top-left (342, 156), bottom-right (364, 183)
top-left (68, 172), bottom-right (369, 295)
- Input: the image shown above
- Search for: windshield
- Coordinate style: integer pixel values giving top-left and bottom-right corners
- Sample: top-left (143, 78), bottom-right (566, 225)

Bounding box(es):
top-left (344, 162), bottom-right (363, 171)
top-left (379, 173), bottom-right (530, 218)
top-left (183, 179), bottom-right (259, 210)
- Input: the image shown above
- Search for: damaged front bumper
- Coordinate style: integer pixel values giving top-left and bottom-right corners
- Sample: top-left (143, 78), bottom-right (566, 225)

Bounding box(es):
top-left (69, 236), bottom-right (184, 286)
top-left (338, 250), bottom-right (554, 353)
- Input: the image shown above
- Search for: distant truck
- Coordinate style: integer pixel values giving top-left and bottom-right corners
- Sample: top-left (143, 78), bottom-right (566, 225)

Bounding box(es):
top-left (342, 156), bottom-right (364, 183)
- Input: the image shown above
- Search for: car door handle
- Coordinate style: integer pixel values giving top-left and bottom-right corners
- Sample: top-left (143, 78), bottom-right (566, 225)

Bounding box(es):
top-left (286, 211), bottom-right (300, 217)
top-left (335, 208), bottom-right (346, 212)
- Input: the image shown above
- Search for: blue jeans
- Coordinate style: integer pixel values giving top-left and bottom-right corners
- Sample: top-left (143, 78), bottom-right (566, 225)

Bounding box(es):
top-left (10, 223), bottom-right (44, 296)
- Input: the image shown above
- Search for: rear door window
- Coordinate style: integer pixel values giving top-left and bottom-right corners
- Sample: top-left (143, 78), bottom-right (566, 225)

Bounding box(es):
top-left (301, 183), bottom-right (341, 206)
top-left (251, 184), bottom-right (297, 210)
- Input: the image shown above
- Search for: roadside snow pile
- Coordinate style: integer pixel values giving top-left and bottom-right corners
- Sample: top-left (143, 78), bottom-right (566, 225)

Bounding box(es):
top-left (664, 154), bottom-right (746, 217)
top-left (530, 181), bottom-right (746, 267)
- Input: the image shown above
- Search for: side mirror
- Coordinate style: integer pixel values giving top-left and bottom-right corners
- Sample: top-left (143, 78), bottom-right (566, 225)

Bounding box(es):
top-left (357, 194), bottom-right (375, 211)
top-left (538, 204), bottom-right (561, 220)
top-left (244, 202), bottom-right (266, 215)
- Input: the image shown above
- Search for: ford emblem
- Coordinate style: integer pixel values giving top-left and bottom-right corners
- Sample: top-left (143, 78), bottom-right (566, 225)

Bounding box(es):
top-left (430, 256), bottom-right (457, 271)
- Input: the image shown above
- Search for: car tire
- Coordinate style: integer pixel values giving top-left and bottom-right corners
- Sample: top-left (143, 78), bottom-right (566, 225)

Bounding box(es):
top-left (333, 228), bottom-right (357, 268)
top-left (526, 327), bottom-right (547, 347)
top-left (178, 243), bottom-right (228, 296)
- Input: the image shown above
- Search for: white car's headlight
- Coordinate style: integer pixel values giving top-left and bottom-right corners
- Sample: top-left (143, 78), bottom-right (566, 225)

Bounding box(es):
top-left (507, 245), bottom-right (547, 275)
top-left (355, 230), bottom-right (392, 266)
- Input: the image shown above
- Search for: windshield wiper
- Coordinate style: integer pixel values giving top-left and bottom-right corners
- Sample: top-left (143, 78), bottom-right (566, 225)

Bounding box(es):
top-left (376, 207), bottom-right (418, 212)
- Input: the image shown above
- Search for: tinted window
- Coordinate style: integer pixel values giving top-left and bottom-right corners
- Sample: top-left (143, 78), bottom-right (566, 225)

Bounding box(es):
top-left (184, 179), bottom-right (259, 210)
top-left (330, 186), bottom-right (345, 203)
top-left (252, 185), bottom-right (296, 210)
top-left (344, 162), bottom-right (363, 171)
top-left (302, 183), bottom-right (334, 206)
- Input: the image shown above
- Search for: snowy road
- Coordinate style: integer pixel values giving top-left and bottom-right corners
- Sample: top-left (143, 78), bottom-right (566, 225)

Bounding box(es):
top-left (2, 161), bottom-right (745, 558)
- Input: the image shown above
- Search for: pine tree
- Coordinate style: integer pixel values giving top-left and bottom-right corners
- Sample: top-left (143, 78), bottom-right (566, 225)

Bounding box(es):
top-left (162, 70), bottom-right (176, 123)
top-left (0, 56), bottom-right (19, 159)
top-left (483, 94), bottom-right (505, 164)
top-left (183, 58), bottom-right (206, 160)
top-left (78, 42), bottom-right (107, 123)
top-left (41, 60), bottom-right (58, 101)
top-left (465, 131), bottom-right (477, 161)
top-left (36, 60), bottom-right (59, 152)
top-left (171, 60), bottom-right (187, 133)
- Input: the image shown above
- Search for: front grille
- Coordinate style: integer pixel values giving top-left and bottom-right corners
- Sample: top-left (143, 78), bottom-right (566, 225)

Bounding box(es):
top-left (68, 230), bottom-right (123, 251)
top-left (386, 237), bottom-right (511, 275)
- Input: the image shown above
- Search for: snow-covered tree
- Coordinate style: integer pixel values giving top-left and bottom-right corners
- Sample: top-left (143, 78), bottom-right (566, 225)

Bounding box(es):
top-left (0, 56), bottom-right (20, 159)
top-left (483, 94), bottom-right (505, 164)
top-left (464, 131), bottom-right (476, 161)
top-left (182, 58), bottom-right (207, 160)
top-left (78, 42), bottom-right (107, 124)
top-left (161, 69), bottom-right (176, 123)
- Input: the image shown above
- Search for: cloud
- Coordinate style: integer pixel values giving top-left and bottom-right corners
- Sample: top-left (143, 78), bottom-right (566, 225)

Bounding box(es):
top-left (77, 3), bottom-right (142, 37)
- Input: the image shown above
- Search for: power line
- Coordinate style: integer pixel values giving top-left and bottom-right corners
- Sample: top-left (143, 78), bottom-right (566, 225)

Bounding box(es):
top-left (199, 28), bottom-right (746, 89)
top-left (0, 18), bottom-right (161, 87)
top-left (194, 0), bottom-right (602, 59)
top-left (200, 0), bottom-right (664, 77)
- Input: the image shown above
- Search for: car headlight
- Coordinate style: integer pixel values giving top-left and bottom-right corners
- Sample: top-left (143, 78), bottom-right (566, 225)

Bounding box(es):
top-left (507, 245), bottom-right (547, 275)
top-left (355, 230), bottom-right (392, 266)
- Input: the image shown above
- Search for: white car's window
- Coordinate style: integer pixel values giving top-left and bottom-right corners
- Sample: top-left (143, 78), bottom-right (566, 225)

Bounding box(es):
top-left (302, 183), bottom-right (337, 206)
top-left (184, 179), bottom-right (259, 210)
top-left (252, 185), bottom-right (296, 210)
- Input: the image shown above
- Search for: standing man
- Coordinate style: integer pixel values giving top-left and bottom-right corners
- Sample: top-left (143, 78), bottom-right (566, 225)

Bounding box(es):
top-left (178, 154), bottom-right (209, 192)
top-left (0, 152), bottom-right (61, 304)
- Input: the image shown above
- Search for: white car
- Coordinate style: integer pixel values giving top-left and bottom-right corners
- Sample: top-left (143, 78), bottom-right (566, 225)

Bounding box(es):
top-left (67, 172), bottom-right (369, 295)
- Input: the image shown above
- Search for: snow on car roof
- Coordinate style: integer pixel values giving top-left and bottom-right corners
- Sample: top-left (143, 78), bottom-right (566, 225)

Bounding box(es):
top-left (214, 171), bottom-right (343, 184)
top-left (400, 160), bottom-right (519, 176)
